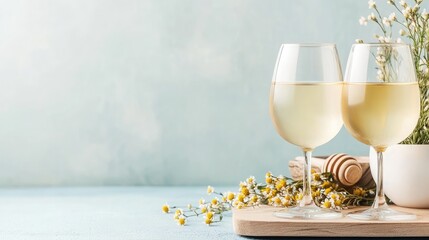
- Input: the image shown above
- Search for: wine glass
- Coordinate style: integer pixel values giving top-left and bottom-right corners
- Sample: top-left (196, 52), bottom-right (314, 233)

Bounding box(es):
top-left (269, 43), bottom-right (343, 219)
top-left (342, 43), bottom-right (420, 221)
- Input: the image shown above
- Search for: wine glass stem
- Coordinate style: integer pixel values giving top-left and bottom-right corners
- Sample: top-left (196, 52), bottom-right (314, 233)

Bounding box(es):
top-left (300, 149), bottom-right (313, 207)
top-left (373, 151), bottom-right (387, 208)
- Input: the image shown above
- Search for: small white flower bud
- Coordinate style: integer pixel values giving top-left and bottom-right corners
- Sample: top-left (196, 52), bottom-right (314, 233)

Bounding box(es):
top-left (387, 0), bottom-right (394, 4)
top-left (399, 0), bottom-right (407, 7)
top-left (388, 12), bottom-right (397, 21)
top-left (399, 29), bottom-right (407, 36)
top-left (402, 7), bottom-right (411, 18)
top-left (368, 12), bottom-right (377, 21)
top-left (359, 16), bottom-right (368, 25)
top-left (368, 0), bottom-right (376, 8)
top-left (355, 39), bottom-right (364, 43)
top-left (377, 70), bottom-right (385, 81)
top-left (382, 17), bottom-right (392, 26)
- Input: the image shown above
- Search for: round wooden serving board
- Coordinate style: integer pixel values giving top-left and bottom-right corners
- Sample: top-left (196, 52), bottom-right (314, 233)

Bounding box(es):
top-left (233, 205), bottom-right (429, 237)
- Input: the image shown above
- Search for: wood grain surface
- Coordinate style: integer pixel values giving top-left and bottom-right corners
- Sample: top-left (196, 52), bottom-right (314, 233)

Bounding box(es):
top-left (233, 205), bottom-right (429, 237)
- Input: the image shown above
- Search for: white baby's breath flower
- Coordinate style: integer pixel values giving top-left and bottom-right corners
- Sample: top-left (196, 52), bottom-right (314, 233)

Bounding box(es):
top-left (388, 12), bottom-right (396, 21)
top-left (387, 0), bottom-right (394, 4)
top-left (376, 55), bottom-right (386, 62)
top-left (399, 0), bottom-right (407, 7)
top-left (377, 70), bottom-right (385, 81)
top-left (359, 16), bottom-right (368, 25)
top-left (384, 36), bottom-right (392, 43)
top-left (377, 47), bottom-right (383, 54)
top-left (368, 0), bottom-right (376, 8)
top-left (368, 12), bottom-right (377, 21)
top-left (383, 17), bottom-right (392, 26)
top-left (399, 29), bottom-right (407, 36)
top-left (413, 4), bottom-right (420, 13)
top-left (402, 7), bottom-right (411, 18)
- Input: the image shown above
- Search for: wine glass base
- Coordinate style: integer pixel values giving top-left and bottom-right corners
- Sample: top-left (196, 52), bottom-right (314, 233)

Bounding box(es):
top-left (347, 205), bottom-right (417, 221)
top-left (274, 205), bottom-right (343, 220)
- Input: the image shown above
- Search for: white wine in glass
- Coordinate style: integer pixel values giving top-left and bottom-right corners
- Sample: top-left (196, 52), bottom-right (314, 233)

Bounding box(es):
top-left (342, 43), bottom-right (420, 221)
top-left (269, 43), bottom-right (343, 219)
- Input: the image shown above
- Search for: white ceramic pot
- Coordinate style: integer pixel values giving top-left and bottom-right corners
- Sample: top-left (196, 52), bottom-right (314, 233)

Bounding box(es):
top-left (369, 144), bottom-right (429, 208)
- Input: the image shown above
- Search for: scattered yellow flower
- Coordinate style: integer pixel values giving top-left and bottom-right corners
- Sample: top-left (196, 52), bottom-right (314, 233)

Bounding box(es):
top-left (175, 209), bottom-right (183, 216)
top-left (205, 217), bottom-right (213, 225)
top-left (312, 189), bottom-right (321, 198)
top-left (177, 216), bottom-right (186, 226)
top-left (270, 189), bottom-right (277, 197)
top-left (322, 181), bottom-right (331, 188)
top-left (233, 200), bottom-right (245, 209)
top-left (162, 204), bottom-right (169, 213)
top-left (322, 200), bottom-right (331, 208)
top-left (162, 172), bottom-right (376, 227)
top-left (331, 193), bottom-right (339, 200)
top-left (294, 193), bottom-right (303, 201)
top-left (227, 192), bottom-right (235, 201)
top-left (207, 186), bottom-right (214, 195)
top-left (237, 193), bottom-right (245, 202)
top-left (313, 173), bottom-right (321, 181)
top-left (334, 199), bottom-right (342, 207)
top-left (206, 211), bottom-right (214, 219)
top-left (241, 187), bottom-right (250, 196)
top-left (325, 187), bottom-right (332, 195)
top-left (275, 179), bottom-right (286, 190)
top-left (353, 187), bottom-right (363, 196)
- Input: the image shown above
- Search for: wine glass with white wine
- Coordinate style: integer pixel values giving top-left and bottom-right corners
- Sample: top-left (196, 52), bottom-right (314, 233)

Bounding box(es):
top-left (342, 43), bottom-right (420, 220)
top-left (269, 43), bottom-right (343, 219)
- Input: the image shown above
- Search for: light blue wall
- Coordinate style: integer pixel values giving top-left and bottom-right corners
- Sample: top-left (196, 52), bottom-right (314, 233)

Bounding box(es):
top-left (0, 0), bottom-right (386, 186)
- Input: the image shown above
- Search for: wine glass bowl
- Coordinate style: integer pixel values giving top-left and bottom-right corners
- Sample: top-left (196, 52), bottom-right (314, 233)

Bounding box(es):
top-left (269, 43), bottom-right (343, 219)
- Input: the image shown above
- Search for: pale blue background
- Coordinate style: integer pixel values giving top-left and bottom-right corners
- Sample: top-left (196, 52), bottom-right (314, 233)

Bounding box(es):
top-left (0, 0), bottom-right (392, 186)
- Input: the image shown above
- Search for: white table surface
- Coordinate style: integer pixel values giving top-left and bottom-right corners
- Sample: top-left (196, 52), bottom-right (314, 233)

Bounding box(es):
top-left (0, 186), bottom-right (251, 240)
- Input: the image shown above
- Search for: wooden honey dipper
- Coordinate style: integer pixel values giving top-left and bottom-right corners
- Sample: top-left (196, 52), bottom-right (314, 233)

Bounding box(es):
top-left (323, 153), bottom-right (362, 187)
top-left (289, 154), bottom-right (375, 188)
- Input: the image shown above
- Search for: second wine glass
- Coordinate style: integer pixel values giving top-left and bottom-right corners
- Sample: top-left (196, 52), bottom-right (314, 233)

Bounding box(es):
top-left (269, 43), bottom-right (343, 219)
top-left (342, 43), bottom-right (420, 220)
